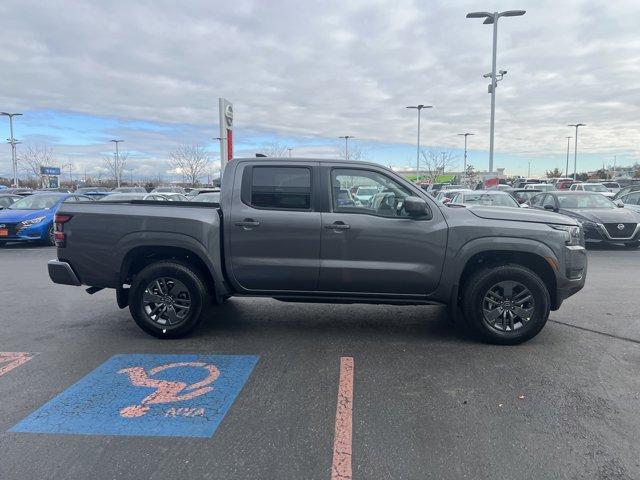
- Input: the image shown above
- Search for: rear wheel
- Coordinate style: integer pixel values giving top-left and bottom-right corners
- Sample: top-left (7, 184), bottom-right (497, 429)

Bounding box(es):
top-left (462, 264), bottom-right (550, 345)
top-left (129, 261), bottom-right (209, 338)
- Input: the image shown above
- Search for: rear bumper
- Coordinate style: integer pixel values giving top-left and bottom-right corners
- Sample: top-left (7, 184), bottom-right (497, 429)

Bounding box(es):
top-left (48, 260), bottom-right (81, 286)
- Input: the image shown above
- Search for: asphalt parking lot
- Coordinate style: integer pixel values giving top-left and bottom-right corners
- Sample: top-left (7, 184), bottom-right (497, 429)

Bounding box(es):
top-left (1, 244), bottom-right (639, 480)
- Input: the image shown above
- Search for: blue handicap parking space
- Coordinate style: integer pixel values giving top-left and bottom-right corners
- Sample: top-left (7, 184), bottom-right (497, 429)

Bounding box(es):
top-left (11, 354), bottom-right (258, 438)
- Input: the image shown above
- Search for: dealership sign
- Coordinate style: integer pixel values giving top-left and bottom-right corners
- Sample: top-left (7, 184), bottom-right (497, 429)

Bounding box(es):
top-left (40, 166), bottom-right (61, 176)
top-left (218, 98), bottom-right (233, 171)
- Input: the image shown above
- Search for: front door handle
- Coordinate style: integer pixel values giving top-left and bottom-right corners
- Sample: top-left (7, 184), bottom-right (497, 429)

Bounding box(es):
top-left (325, 222), bottom-right (350, 231)
top-left (235, 219), bottom-right (260, 228)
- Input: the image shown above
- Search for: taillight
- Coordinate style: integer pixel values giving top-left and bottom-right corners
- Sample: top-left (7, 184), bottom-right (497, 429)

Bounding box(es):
top-left (54, 214), bottom-right (73, 247)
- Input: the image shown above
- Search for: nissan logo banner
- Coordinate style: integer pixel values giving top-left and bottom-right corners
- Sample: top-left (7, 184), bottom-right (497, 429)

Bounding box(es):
top-left (218, 98), bottom-right (234, 171)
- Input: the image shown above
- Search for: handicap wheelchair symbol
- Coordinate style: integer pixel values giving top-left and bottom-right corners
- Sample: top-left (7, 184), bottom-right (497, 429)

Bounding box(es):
top-left (118, 362), bottom-right (220, 418)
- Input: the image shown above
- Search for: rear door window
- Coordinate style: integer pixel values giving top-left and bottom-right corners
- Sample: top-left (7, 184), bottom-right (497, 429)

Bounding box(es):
top-left (249, 166), bottom-right (311, 210)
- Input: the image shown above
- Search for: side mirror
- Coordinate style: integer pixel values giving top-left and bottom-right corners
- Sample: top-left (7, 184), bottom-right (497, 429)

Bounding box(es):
top-left (404, 196), bottom-right (431, 218)
top-left (544, 204), bottom-right (557, 212)
top-left (614, 199), bottom-right (624, 208)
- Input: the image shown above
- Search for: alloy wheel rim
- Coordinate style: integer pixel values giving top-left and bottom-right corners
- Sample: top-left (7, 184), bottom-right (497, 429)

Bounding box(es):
top-left (482, 280), bottom-right (535, 332)
top-left (49, 226), bottom-right (55, 244)
top-left (142, 277), bottom-right (192, 326)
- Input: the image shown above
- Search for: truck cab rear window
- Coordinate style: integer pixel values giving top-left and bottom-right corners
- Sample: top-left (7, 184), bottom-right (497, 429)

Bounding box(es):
top-left (250, 167), bottom-right (311, 209)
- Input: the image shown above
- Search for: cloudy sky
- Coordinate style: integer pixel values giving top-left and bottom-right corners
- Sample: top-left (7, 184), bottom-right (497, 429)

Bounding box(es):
top-left (0, 0), bottom-right (638, 181)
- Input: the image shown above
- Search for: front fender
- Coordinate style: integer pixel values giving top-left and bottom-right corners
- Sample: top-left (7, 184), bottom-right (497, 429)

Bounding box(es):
top-left (429, 236), bottom-right (560, 303)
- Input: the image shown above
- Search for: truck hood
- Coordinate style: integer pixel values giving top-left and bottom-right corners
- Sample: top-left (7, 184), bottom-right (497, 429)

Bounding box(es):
top-left (465, 206), bottom-right (577, 226)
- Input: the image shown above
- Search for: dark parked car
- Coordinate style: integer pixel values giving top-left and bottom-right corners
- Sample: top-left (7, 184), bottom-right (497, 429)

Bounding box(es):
top-left (613, 184), bottom-right (640, 200)
top-left (529, 191), bottom-right (640, 247)
top-left (48, 158), bottom-right (587, 345)
top-left (0, 193), bottom-right (22, 210)
top-left (618, 191), bottom-right (640, 214)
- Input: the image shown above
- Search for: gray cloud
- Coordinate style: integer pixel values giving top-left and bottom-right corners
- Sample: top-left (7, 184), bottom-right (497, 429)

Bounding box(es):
top-left (0, 0), bottom-right (638, 177)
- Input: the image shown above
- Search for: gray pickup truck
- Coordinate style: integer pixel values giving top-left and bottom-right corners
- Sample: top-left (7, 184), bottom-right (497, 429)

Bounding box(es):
top-left (48, 158), bottom-right (587, 344)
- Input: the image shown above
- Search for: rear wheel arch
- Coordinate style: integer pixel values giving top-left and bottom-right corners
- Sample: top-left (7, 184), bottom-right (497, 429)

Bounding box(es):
top-left (120, 245), bottom-right (220, 303)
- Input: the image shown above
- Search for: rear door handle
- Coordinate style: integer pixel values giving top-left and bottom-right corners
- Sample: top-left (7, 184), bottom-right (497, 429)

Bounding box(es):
top-left (235, 219), bottom-right (260, 228)
top-left (325, 222), bottom-right (350, 230)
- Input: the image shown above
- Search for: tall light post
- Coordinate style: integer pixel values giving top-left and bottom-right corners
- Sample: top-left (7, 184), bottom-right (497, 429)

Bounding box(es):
top-left (339, 135), bottom-right (354, 160)
top-left (1, 112), bottom-right (23, 187)
top-left (564, 136), bottom-right (572, 178)
top-left (406, 105), bottom-right (432, 182)
top-left (458, 133), bottom-right (474, 182)
top-left (110, 139), bottom-right (124, 187)
top-left (466, 10), bottom-right (526, 173)
top-left (567, 124), bottom-right (586, 180)
top-left (288, 148), bottom-right (293, 158)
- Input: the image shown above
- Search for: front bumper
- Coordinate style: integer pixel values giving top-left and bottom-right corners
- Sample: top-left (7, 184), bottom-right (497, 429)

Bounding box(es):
top-left (555, 245), bottom-right (588, 308)
top-left (583, 222), bottom-right (640, 243)
top-left (0, 221), bottom-right (49, 242)
top-left (48, 260), bottom-right (81, 286)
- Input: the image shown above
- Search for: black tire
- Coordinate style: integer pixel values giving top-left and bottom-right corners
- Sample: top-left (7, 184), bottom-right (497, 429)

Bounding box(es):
top-left (129, 261), bottom-right (209, 338)
top-left (45, 224), bottom-right (55, 246)
top-left (461, 264), bottom-right (550, 345)
top-left (624, 242), bottom-right (640, 249)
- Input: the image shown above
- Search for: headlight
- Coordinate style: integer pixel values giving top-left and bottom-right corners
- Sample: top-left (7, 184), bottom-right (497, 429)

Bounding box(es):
top-left (20, 216), bottom-right (46, 226)
top-left (549, 224), bottom-right (582, 245)
top-left (575, 218), bottom-right (597, 228)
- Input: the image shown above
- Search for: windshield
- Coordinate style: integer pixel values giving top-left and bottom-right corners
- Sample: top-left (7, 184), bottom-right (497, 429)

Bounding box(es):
top-left (462, 193), bottom-right (519, 208)
top-left (583, 184), bottom-right (608, 192)
top-left (356, 187), bottom-right (378, 196)
top-left (557, 193), bottom-right (615, 209)
top-left (193, 193), bottom-right (220, 202)
top-left (9, 194), bottom-right (61, 210)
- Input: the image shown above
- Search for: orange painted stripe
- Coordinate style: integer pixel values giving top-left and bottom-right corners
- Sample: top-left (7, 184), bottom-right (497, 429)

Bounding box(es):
top-left (0, 352), bottom-right (34, 377)
top-left (331, 357), bottom-right (354, 480)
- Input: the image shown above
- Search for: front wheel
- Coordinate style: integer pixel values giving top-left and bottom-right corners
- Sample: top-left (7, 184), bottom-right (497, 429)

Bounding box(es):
top-left (129, 261), bottom-right (209, 338)
top-left (461, 264), bottom-right (550, 345)
top-left (45, 224), bottom-right (55, 246)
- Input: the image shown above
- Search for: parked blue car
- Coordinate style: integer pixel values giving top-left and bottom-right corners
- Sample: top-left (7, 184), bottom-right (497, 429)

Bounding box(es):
top-left (0, 193), bottom-right (94, 246)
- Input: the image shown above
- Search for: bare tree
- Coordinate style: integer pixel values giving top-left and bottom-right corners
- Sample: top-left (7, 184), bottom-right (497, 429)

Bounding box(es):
top-left (420, 149), bottom-right (458, 182)
top-left (103, 151), bottom-right (129, 185)
top-left (18, 144), bottom-right (55, 178)
top-left (168, 144), bottom-right (210, 186)
top-left (337, 142), bottom-right (365, 162)
top-left (258, 141), bottom-right (290, 157)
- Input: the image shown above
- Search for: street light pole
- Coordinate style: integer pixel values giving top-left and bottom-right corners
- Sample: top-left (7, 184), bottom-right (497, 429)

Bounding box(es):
top-left (110, 139), bottom-right (124, 187)
top-left (458, 133), bottom-right (474, 182)
top-left (1, 112), bottom-right (23, 187)
top-left (288, 148), bottom-right (293, 158)
top-left (339, 136), bottom-right (354, 160)
top-left (564, 136), bottom-right (572, 178)
top-left (466, 10), bottom-right (526, 173)
top-left (406, 105), bottom-right (432, 182)
top-left (567, 124), bottom-right (586, 180)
